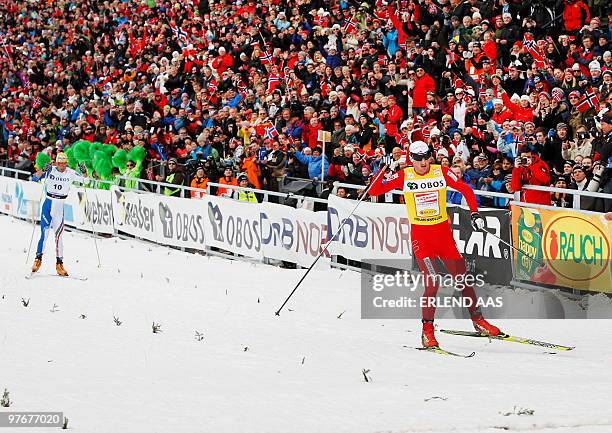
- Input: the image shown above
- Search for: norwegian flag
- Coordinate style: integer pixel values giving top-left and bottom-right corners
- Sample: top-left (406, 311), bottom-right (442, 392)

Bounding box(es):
top-left (576, 87), bottom-right (600, 113)
top-left (478, 86), bottom-right (487, 101)
top-left (260, 50), bottom-right (273, 65)
top-left (32, 97), bottom-right (42, 109)
top-left (343, 16), bottom-right (357, 34)
top-left (170, 24), bottom-right (190, 46)
top-left (265, 123), bottom-right (279, 140)
top-left (237, 80), bottom-right (247, 96)
top-left (207, 79), bottom-right (218, 94)
top-left (523, 34), bottom-right (547, 68)
top-left (22, 75), bottom-right (32, 90)
top-left (267, 74), bottom-right (282, 93)
top-left (446, 50), bottom-right (460, 68)
top-left (377, 54), bottom-right (388, 66)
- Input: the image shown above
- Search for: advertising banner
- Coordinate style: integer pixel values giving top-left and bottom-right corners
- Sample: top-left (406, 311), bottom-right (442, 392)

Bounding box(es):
top-left (326, 195), bottom-right (412, 261)
top-left (65, 188), bottom-right (114, 234)
top-left (511, 205), bottom-right (611, 293)
top-left (0, 176), bottom-right (16, 215)
top-left (154, 194), bottom-right (207, 250)
top-left (448, 206), bottom-right (513, 285)
top-left (111, 186), bottom-right (159, 240)
top-left (259, 202), bottom-right (329, 268)
top-left (203, 195), bottom-right (264, 259)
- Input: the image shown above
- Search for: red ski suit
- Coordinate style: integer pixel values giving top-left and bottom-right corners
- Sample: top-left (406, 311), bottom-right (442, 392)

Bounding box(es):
top-left (369, 165), bottom-right (481, 320)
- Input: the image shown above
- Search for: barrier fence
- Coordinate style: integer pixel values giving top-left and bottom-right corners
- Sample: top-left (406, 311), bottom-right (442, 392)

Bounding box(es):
top-left (0, 168), bottom-right (610, 295)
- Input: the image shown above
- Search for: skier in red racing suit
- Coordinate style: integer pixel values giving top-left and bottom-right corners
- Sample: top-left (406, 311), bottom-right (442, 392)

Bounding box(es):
top-left (369, 141), bottom-right (501, 347)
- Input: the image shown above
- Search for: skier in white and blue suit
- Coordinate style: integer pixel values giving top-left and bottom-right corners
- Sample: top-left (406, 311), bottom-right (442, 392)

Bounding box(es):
top-left (31, 152), bottom-right (87, 276)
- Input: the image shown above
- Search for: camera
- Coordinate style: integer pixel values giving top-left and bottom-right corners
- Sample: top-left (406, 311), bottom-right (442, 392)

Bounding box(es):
top-left (520, 157), bottom-right (529, 165)
top-left (576, 131), bottom-right (589, 140)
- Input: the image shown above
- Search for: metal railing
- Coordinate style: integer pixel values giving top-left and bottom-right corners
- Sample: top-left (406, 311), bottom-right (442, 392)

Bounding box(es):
top-left (1, 166), bottom-right (610, 213)
top-left (0, 167), bottom-right (30, 178)
top-left (333, 180), bottom-right (515, 200)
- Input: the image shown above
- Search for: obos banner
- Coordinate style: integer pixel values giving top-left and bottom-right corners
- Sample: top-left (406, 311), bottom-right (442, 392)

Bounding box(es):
top-left (512, 205), bottom-right (611, 293)
top-left (204, 195), bottom-right (264, 259)
top-left (327, 195), bottom-right (411, 261)
top-left (155, 194), bottom-right (206, 250)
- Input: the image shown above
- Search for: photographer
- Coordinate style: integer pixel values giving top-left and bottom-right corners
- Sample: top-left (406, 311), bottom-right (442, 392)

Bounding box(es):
top-left (562, 125), bottom-right (593, 161)
top-left (511, 146), bottom-right (552, 205)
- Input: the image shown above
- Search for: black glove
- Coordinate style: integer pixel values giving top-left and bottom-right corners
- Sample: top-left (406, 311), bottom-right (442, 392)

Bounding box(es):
top-left (470, 212), bottom-right (485, 231)
top-left (78, 162), bottom-right (87, 175)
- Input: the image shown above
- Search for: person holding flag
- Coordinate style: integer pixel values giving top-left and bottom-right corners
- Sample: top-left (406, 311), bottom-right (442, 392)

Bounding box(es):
top-left (368, 141), bottom-right (501, 348)
top-left (31, 152), bottom-right (88, 276)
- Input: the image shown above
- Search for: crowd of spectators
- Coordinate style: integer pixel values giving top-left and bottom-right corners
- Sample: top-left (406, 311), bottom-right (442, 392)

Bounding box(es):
top-left (0, 0), bottom-right (611, 210)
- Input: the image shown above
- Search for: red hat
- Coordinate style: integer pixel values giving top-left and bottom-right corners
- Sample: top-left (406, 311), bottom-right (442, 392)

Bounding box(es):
top-left (538, 91), bottom-right (551, 99)
top-left (568, 90), bottom-right (581, 99)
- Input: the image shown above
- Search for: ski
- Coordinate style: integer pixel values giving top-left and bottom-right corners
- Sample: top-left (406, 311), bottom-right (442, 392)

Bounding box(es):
top-left (440, 330), bottom-right (575, 351)
top-left (406, 345), bottom-right (476, 358)
top-left (26, 273), bottom-right (88, 281)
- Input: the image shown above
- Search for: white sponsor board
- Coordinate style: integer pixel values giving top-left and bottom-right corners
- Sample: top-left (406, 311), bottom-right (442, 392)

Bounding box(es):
top-left (259, 202), bottom-right (329, 268)
top-left (155, 194), bottom-right (207, 250)
top-left (65, 188), bottom-right (114, 234)
top-left (203, 194), bottom-right (264, 259)
top-left (326, 195), bottom-right (412, 261)
top-left (0, 176), bottom-right (16, 215)
top-left (111, 186), bottom-right (159, 240)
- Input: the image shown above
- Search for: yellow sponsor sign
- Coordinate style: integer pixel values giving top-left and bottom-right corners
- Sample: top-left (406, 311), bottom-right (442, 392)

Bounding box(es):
top-left (511, 205), bottom-right (612, 293)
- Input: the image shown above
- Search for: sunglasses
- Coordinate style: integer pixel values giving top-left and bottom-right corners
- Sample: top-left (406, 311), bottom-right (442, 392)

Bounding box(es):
top-left (410, 152), bottom-right (431, 161)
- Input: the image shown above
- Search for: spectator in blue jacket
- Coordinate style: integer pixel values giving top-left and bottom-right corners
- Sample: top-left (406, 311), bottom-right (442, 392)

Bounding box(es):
top-left (294, 146), bottom-right (330, 180)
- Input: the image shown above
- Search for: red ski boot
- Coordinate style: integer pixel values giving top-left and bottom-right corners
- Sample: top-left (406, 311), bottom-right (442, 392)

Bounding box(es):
top-left (421, 321), bottom-right (439, 347)
top-left (472, 315), bottom-right (501, 336)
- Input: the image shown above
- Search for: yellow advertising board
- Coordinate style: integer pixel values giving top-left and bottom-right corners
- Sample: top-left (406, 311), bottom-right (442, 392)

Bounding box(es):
top-left (511, 205), bottom-right (611, 293)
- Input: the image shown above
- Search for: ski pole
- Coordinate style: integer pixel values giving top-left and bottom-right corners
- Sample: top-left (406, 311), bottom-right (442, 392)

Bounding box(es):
top-left (25, 180), bottom-right (46, 265)
top-left (82, 184), bottom-right (102, 268)
top-left (275, 165), bottom-right (388, 316)
top-left (481, 227), bottom-right (546, 268)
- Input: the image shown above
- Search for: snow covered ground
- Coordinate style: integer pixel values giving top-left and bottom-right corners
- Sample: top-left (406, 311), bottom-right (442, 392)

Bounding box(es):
top-left (1, 213), bottom-right (611, 433)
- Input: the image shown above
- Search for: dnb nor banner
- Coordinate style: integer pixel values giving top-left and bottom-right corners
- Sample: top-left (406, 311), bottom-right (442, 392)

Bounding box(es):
top-left (511, 205), bottom-right (611, 293)
top-left (258, 202), bottom-right (329, 268)
top-left (326, 195), bottom-right (411, 261)
top-left (203, 196), bottom-right (329, 267)
top-left (448, 206), bottom-right (513, 285)
top-left (65, 188), bottom-right (114, 234)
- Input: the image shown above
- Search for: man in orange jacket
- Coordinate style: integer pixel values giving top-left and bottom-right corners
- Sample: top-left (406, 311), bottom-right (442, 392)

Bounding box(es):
top-left (369, 141), bottom-right (501, 348)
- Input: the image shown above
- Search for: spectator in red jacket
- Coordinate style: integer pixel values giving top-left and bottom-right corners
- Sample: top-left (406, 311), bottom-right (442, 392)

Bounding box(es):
top-left (511, 146), bottom-right (552, 205)
top-left (211, 47), bottom-right (234, 75)
top-left (411, 66), bottom-right (436, 112)
top-left (562, 0), bottom-right (591, 32)
top-left (491, 98), bottom-right (515, 125)
top-left (379, 95), bottom-right (403, 152)
top-left (301, 117), bottom-right (323, 149)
